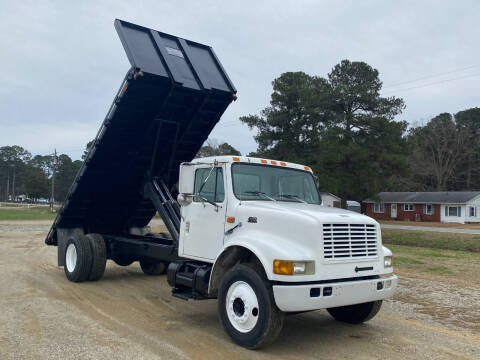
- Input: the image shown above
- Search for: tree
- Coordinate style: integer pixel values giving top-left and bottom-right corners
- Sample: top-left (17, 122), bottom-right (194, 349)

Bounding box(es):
top-left (240, 61), bottom-right (409, 205)
top-left (24, 166), bottom-right (49, 199)
top-left (241, 72), bottom-right (331, 163)
top-left (54, 154), bottom-right (81, 201)
top-left (195, 139), bottom-right (241, 158)
top-left (455, 108), bottom-right (480, 189)
top-left (0, 146), bottom-right (32, 200)
top-left (82, 140), bottom-right (94, 160)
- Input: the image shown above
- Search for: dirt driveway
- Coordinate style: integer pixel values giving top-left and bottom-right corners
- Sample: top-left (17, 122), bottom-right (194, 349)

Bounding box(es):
top-left (0, 220), bottom-right (479, 359)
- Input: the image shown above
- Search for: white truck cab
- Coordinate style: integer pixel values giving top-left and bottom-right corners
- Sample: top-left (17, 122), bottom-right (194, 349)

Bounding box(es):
top-left (174, 155), bottom-right (397, 348)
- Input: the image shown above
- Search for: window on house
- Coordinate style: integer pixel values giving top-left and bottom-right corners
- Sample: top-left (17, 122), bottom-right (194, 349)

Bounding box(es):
top-left (193, 167), bottom-right (225, 203)
top-left (469, 206), bottom-right (477, 217)
top-left (424, 204), bottom-right (434, 215)
top-left (403, 203), bottom-right (415, 211)
top-left (373, 203), bottom-right (385, 213)
top-left (445, 206), bottom-right (461, 217)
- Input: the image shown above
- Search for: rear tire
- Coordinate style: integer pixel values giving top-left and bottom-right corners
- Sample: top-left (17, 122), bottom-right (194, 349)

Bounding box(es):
top-left (218, 264), bottom-right (284, 349)
top-left (327, 300), bottom-right (383, 324)
top-left (64, 235), bottom-right (93, 283)
top-left (140, 259), bottom-right (167, 275)
top-left (86, 234), bottom-right (107, 281)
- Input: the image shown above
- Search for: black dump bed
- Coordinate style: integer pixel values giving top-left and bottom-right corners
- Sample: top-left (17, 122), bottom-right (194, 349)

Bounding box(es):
top-left (46, 19), bottom-right (236, 245)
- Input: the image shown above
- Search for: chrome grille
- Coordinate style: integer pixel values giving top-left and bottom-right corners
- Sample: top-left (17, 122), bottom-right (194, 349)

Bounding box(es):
top-left (322, 224), bottom-right (377, 259)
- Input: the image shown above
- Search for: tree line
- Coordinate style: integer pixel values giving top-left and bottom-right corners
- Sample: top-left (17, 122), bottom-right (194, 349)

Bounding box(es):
top-left (0, 146), bottom-right (82, 202)
top-left (241, 60), bottom-right (480, 203)
top-left (2, 59), bottom-right (478, 204)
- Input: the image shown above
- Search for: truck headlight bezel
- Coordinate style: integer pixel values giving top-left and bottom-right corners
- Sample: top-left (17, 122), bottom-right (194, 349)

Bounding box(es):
top-left (384, 255), bottom-right (393, 268)
top-left (273, 260), bottom-right (315, 275)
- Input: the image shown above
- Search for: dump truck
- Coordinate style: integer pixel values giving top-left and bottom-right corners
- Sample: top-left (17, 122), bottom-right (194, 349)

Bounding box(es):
top-left (46, 19), bottom-right (397, 349)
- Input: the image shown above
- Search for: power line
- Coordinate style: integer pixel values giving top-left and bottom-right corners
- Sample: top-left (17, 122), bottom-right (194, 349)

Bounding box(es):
top-left (382, 64), bottom-right (479, 90)
top-left (382, 72), bottom-right (480, 95)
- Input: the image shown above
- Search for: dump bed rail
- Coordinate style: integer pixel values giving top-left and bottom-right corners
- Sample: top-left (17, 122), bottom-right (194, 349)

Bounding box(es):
top-left (46, 19), bottom-right (236, 245)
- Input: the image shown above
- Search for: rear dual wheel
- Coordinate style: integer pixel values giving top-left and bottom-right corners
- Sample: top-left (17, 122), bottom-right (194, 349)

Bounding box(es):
top-left (64, 234), bottom-right (106, 282)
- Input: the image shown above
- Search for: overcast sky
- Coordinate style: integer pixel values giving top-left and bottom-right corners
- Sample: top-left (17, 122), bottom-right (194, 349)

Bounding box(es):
top-left (1, 0), bottom-right (479, 160)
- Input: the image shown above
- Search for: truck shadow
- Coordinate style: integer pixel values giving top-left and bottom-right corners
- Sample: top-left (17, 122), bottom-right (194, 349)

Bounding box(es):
top-left (262, 311), bottom-right (379, 354)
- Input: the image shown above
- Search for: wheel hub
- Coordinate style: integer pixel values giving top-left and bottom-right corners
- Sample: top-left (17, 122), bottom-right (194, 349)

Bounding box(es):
top-left (65, 243), bottom-right (77, 273)
top-left (226, 281), bottom-right (259, 333)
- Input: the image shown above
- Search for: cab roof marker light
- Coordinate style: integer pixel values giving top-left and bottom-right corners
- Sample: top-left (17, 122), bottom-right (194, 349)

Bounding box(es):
top-left (280, 162), bottom-right (287, 166)
top-left (232, 157), bottom-right (240, 162)
top-left (304, 166), bottom-right (310, 171)
top-left (271, 160), bottom-right (277, 165)
top-left (260, 159), bottom-right (268, 164)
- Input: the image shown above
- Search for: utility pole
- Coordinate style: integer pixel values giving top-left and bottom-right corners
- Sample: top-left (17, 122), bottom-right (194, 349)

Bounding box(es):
top-left (6, 175), bottom-right (9, 201)
top-left (50, 149), bottom-right (57, 212)
top-left (12, 165), bottom-right (15, 201)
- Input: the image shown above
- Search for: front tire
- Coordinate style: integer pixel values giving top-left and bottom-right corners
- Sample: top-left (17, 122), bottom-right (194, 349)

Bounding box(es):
top-left (218, 264), bottom-right (284, 349)
top-left (64, 235), bottom-right (93, 282)
top-left (327, 300), bottom-right (383, 324)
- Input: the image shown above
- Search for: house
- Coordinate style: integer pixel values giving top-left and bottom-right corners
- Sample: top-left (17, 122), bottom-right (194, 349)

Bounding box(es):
top-left (320, 192), bottom-right (341, 208)
top-left (364, 192), bottom-right (480, 224)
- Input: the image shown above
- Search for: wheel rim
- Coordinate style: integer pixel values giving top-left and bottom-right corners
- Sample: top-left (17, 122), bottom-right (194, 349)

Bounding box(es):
top-left (226, 281), bottom-right (259, 333)
top-left (65, 243), bottom-right (77, 273)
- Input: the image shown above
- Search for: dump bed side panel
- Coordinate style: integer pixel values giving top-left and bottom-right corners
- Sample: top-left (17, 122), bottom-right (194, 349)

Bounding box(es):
top-left (45, 20), bottom-right (236, 245)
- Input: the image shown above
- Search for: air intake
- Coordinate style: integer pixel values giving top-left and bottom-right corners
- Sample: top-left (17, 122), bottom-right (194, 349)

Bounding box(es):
top-left (322, 224), bottom-right (377, 260)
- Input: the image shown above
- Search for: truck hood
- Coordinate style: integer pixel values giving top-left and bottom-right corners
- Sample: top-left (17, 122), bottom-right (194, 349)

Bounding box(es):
top-left (237, 201), bottom-right (376, 225)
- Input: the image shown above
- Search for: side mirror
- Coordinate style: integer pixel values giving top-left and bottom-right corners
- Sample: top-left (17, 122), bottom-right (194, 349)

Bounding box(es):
top-left (179, 163), bottom-right (195, 194)
top-left (177, 193), bottom-right (193, 207)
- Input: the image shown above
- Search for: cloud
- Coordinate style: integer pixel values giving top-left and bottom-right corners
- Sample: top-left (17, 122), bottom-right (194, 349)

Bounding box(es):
top-left (1, 0), bottom-right (479, 159)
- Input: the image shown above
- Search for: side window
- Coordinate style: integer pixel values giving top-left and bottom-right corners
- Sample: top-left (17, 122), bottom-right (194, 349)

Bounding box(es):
top-left (194, 167), bottom-right (224, 203)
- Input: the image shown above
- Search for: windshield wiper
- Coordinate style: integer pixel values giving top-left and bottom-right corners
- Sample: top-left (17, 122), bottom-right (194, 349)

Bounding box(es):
top-left (279, 194), bottom-right (307, 203)
top-left (244, 191), bottom-right (276, 201)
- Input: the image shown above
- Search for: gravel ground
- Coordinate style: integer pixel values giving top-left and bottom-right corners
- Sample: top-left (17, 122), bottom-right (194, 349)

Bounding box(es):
top-left (0, 220), bottom-right (479, 359)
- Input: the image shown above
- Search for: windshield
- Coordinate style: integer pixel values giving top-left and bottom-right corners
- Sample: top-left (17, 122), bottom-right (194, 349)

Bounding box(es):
top-left (232, 163), bottom-right (321, 204)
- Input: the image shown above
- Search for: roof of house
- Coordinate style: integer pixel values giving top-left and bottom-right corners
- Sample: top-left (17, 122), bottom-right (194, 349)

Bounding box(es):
top-left (320, 192), bottom-right (341, 200)
top-left (364, 191), bottom-right (480, 204)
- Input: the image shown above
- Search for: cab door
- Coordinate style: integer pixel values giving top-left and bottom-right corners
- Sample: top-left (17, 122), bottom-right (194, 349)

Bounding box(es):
top-left (180, 166), bottom-right (227, 260)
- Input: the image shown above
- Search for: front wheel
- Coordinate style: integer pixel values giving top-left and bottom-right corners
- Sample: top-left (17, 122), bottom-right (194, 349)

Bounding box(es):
top-left (218, 264), bottom-right (284, 349)
top-left (327, 300), bottom-right (382, 324)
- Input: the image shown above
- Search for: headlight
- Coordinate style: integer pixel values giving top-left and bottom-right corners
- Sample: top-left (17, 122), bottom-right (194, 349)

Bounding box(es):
top-left (384, 256), bottom-right (393, 268)
top-left (273, 260), bottom-right (315, 275)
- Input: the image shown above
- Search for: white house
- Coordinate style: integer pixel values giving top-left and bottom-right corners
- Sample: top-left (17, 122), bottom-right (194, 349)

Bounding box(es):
top-left (320, 192), bottom-right (341, 207)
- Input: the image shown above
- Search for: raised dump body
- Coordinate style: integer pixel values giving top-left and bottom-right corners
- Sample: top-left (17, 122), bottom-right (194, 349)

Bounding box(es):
top-left (45, 19), bottom-right (236, 246)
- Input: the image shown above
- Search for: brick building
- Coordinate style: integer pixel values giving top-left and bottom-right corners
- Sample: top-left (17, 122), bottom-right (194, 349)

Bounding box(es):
top-left (364, 192), bottom-right (480, 224)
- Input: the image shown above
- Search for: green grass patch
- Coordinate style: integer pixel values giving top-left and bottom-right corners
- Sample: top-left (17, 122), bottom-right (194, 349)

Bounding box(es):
top-left (395, 257), bottom-right (424, 265)
top-left (0, 208), bottom-right (57, 220)
top-left (382, 229), bottom-right (480, 253)
top-left (426, 266), bottom-right (455, 275)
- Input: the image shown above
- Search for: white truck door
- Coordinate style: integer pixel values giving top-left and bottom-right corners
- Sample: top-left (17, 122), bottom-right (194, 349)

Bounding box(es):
top-left (180, 166), bottom-right (227, 260)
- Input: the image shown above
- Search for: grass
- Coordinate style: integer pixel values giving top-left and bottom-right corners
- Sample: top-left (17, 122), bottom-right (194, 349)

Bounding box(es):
top-left (0, 207), bottom-right (57, 220)
top-left (426, 266), bottom-right (455, 275)
top-left (387, 242), bottom-right (480, 281)
top-left (395, 257), bottom-right (425, 265)
top-left (382, 229), bottom-right (480, 253)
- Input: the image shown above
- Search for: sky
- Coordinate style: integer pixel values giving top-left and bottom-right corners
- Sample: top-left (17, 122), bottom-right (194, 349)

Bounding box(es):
top-left (1, 0), bottom-right (479, 160)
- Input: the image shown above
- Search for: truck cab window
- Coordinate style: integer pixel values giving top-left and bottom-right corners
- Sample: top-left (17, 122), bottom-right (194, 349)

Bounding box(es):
top-left (194, 168), bottom-right (224, 203)
top-left (232, 163), bottom-right (320, 204)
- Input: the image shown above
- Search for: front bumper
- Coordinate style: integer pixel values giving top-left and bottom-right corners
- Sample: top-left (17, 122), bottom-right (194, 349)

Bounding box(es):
top-left (272, 275), bottom-right (398, 312)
